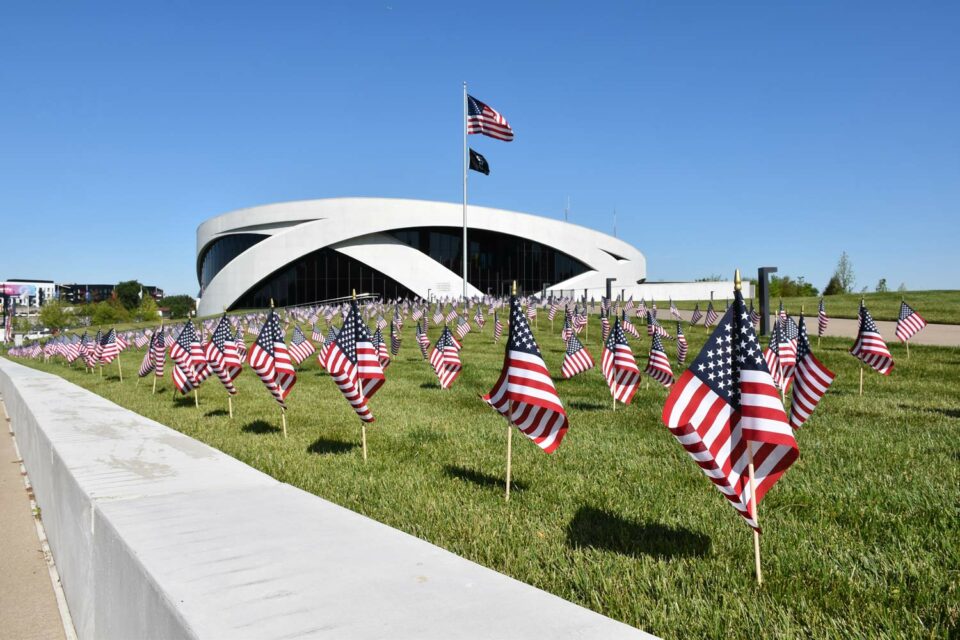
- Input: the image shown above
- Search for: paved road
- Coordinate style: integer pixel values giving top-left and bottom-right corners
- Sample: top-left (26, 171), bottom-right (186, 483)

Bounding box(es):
top-left (664, 311), bottom-right (960, 347)
top-left (0, 398), bottom-right (69, 640)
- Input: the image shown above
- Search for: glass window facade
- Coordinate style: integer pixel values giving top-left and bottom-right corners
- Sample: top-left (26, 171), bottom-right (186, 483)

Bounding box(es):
top-left (198, 234), bottom-right (268, 293)
top-left (232, 247), bottom-right (414, 309)
top-left (388, 227), bottom-right (590, 296)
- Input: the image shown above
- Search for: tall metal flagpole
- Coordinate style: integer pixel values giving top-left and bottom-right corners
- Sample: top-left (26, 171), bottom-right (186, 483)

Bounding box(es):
top-left (462, 82), bottom-right (468, 301)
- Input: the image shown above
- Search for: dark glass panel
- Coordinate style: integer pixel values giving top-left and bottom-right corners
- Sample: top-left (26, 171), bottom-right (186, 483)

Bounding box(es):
top-left (385, 227), bottom-right (590, 296)
top-left (232, 247), bottom-right (414, 310)
top-left (198, 234), bottom-right (268, 291)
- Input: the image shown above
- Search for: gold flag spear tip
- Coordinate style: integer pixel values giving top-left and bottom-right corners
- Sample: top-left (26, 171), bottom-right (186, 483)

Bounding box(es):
top-left (734, 269), bottom-right (741, 291)
top-left (352, 289), bottom-right (356, 300)
top-left (512, 281), bottom-right (517, 296)
top-left (269, 298), bottom-right (274, 309)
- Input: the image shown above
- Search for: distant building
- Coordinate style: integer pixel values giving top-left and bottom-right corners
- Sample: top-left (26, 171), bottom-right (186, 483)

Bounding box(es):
top-left (1, 279), bottom-right (56, 308)
top-left (58, 283), bottom-right (164, 305)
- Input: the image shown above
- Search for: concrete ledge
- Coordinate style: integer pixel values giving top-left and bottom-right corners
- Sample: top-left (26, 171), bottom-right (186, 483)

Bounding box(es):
top-left (0, 358), bottom-right (653, 640)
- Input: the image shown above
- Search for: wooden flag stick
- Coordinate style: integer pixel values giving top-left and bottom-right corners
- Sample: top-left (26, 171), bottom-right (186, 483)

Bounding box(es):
top-left (905, 340), bottom-right (910, 359)
top-left (747, 443), bottom-right (763, 585)
top-left (859, 364), bottom-right (864, 396)
top-left (505, 423), bottom-right (513, 502)
top-left (117, 357), bottom-right (123, 382)
top-left (228, 395), bottom-right (233, 419)
top-left (361, 425), bottom-right (368, 462)
top-left (281, 407), bottom-right (287, 438)
top-left (194, 388), bottom-right (199, 408)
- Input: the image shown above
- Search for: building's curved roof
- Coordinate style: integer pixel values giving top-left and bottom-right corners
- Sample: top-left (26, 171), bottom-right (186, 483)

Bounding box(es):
top-left (196, 197), bottom-right (645, 315)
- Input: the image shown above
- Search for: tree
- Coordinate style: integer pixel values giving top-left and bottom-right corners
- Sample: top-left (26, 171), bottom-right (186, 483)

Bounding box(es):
top-left (134, 296), bottom-right (159, 322)
top-left (875, 278), bottom-right (888, 293)
top-left (831, 252), bottom-right (855, 294)
top-left (769, 275), bottom-right (818, 298)
top-left (91, 300), bottom-right (129, 326)
top-left (114, 280), bottom-right (143, 311)
top-left (897, 282), bottom-right (908, 293)
top-left (39, 301), bottom-right (71, 333)
top-left (823, 275), bottom-right (844, 296)
top-left (161, 295), bottom-right (196, 319)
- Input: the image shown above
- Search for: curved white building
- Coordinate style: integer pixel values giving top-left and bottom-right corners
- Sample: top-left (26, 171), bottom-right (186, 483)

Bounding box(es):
top-left (196, 198), bottom-right (646, 315)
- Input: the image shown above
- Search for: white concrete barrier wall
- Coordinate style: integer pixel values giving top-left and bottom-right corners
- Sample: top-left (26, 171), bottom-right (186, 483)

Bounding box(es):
top-left (0, 358), bottom-right (654, 640)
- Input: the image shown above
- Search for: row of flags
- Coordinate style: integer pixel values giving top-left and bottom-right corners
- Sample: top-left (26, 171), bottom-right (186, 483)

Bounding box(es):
top-left (6, 292), bottom-right (929, 536)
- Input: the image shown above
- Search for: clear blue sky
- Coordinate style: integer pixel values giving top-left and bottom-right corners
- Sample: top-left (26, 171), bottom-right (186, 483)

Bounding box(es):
top-left (2, 2), bottom-right (957, 296)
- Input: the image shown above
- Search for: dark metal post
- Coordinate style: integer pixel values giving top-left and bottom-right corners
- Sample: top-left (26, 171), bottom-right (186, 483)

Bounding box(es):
top-left (605, 278), bottom-right (615, 302)
top-left (757, 266), bottom-right (778, 336)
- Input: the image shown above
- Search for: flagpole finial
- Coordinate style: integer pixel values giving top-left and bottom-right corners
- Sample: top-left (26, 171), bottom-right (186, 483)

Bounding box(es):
top-left (734, 269), bottom-right (742, 291)
top-left (801, 304), bottom-right (804, 315)
top-left (512, 281), bottom-right (517, 296)
top-left (269, 298), bottom-right (274, 309)
top-left (352, 289), bottom-right (357, 300)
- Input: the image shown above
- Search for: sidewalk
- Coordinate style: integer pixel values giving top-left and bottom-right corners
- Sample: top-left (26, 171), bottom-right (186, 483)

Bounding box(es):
top-left (0, 396), bottom-right (71, 640)
top-left (668, 310), bottom-right (959, 347)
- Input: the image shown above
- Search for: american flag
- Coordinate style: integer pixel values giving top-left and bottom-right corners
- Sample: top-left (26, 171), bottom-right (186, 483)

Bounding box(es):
top-left (323, 301), bottom-right (382, 421)
top-left (763, 319), bottom-right (790, 391)
top-left (171, 322), bottom-right (209, 394)
top-left (644, 333), bottom-right (674, 387)
top-left (138, 344), bottom-right (155, 377)
top-left (646, 310), bottom-right (671, 339)
top-left (622, 311), bottom-right (641, 339)
top-left (749, 300), bottom-right (761, 328)
top-left (662, 289), bottom-right (799, 530)
top-left (134, 331), bottom-right (149, 349)
top-left (455, 316), bottom-right (472, 340)
top-left (669, 298), bottom-right (682, 321)
top-left (412, 306), bottom-right (423, 322)
top-left (234, 327), bottom-right (247, 360)
top-left (429, 327), bottom-right (462, 389)
top-left (65, 333), bottom-right (83, 363)
top-left (87, 329), bottom-right (102, 368)
top-left (99, 328), bottom-right (120, 364)
top-left (247, 310), bottom-right (297, 407)
top-left (651, 301), bottom-right (658, 319)
top-left (289, 325), bottom-right (317, 365)
top-left (789, 314), bottom-right (835, 428)
top-left (318, 325), bottom-right (339, 368)
top-left (895, 301), bottom-right (927, 342)
top-left (474, 306), bottom-right (485, 329)
top-left (526, 301), bottom-right (537, 321)
top-left (433, 306), bottom-right (443, 325)
top-left (817, 298), bottom-right (828, 337)
top-left (636, 298), bottom-right (647, 318)
top-left (390, 320), bottom-right (401, 356)
top-left (676, 322), bottom-right (688, 365)
top-left (373, 327), bottom-right (391, 369)
top-left (151, 328), bottom-right (166, 377)
top-left (493, 311), bottom-right (504, 342)
top-left (311, 323), bottom-right (324, 343)
top-left (467, 94), bottom-right (514, 142)
top-left (393, 306), bottom-right (403, 332)
top-left (560, 314), bottom-right (574, 343)
top-left (415, 322), bottom-right (430, 358)
top-left (548, 300), bottom-right (560, 321)
top-left (625, 297), bottom-right (635, 314)
top-left (851, 303), bottom-right (894, 375)
top-left (205, 314), bottom-right (242, 394)
top-left (704, 301), bottom-right (719, 328)
top-left (777, 317), bottom-right (798, 374)
top-left (560, 331), bottom-right (594, 380)
top-left (483, 295), bottom-right (568, 453)
top-left (573, 306), bottom-right (587, 333)
top-left (445, 308), bottom-right (458, 324)
top-left (690, 303), bottom-right (703, 326)
top-left (601, 318), bottom-right (641, 405)
top-left (115, 332), bottom-right (129, 352)
top-left (601, 309), bottom-right (611, 342)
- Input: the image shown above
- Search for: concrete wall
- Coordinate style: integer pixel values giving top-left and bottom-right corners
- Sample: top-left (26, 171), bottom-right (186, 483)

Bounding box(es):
top-left (0, 358), bottom-right (653, 640)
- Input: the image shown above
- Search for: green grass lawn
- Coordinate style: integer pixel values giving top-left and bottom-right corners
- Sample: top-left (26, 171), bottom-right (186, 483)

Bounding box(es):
top-left (10, 315), bottom-right (959, 639)
top-left (670, 289), bottom-right (960, 325)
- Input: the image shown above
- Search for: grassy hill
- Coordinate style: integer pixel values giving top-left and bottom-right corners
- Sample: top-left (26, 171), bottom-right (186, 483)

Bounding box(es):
top-left (8, 313), bottom-right (958, 638)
